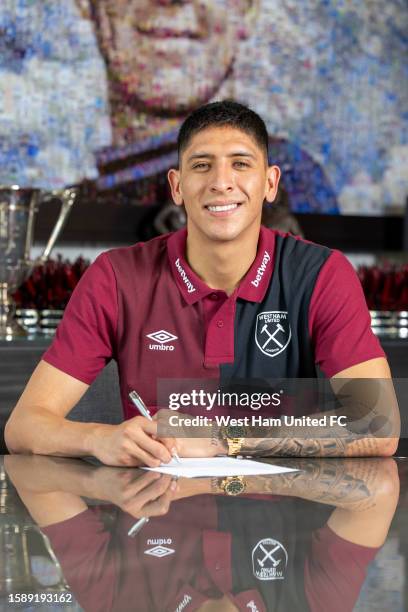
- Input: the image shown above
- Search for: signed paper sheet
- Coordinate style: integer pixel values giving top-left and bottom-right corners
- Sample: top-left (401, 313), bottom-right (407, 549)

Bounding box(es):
top-left (143, 457), bottom-right (299, 478)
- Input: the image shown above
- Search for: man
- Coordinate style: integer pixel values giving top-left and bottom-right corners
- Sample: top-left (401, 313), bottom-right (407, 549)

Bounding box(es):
top-left (88, 0), bottom-right (259, 145)
top-left (88, 0), bottom-right (338, 213)
top-left (5, 101), bottom-right (399, 465)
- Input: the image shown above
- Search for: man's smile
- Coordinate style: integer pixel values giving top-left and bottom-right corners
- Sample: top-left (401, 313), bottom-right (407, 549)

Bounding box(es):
top-left (204, 202), bottom-right (243, 216)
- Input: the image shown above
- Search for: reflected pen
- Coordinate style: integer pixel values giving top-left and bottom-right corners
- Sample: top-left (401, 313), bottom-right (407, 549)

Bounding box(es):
top-left (127, 474), bottom-right (179, 538)
top-left (128, 516), bottom-right (149, 537)
top-left (128, 390), bottom-right (181, 463)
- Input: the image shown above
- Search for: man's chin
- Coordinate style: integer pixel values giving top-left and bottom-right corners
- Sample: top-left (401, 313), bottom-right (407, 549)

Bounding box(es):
top-left (202, 229), bottom-right (246, 244)
top-left (113, 85), bottom-right (205, 117)
top-left (108, 60), bottom-right (234, 117)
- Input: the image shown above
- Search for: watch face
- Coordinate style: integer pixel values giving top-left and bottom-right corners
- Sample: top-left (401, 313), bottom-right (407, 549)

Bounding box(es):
top-left (226, 424), bottom-right (246, 438)
top-left (225, 478), bottom-right (245, 496)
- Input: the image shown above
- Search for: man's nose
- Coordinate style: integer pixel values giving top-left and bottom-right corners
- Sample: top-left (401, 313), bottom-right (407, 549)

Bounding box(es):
top-left (209, 164), bottom-right (235, 193)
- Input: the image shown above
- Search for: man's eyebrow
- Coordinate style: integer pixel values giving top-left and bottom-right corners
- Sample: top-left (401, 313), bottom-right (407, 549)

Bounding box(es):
top-left (186, 151), bottom-right (257, 162)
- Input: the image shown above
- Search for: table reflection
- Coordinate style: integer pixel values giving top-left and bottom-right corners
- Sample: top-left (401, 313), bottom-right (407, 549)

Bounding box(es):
top-left (2, 456), bottom-right (405, 612)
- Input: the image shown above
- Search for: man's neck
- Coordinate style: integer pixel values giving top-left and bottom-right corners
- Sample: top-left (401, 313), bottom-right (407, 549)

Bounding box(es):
top-left (185, 227), bottom-right (260, 296)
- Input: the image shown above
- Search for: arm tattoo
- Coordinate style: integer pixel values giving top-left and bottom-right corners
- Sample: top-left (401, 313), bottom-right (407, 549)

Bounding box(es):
top-left (240, 421), bottom-right (381, 457)
top-left (246, 458), bottom-right (381, 510)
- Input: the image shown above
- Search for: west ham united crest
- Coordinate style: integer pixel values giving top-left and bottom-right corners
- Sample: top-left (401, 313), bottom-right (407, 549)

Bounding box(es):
top-left (252, 538), bottom-right (288, 581)
top-left (255, 311), bottom-right (291, 357)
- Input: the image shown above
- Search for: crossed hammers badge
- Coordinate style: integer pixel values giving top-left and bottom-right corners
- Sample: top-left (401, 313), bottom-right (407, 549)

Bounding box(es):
top-left (252, 538), bottom-right (288, 581)
top-left (255, 312), bottom-right (291, 357)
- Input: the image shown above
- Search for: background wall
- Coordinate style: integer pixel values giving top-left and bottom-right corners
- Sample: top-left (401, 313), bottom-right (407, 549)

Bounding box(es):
top-left (0, 0), bottom-right (407, 215)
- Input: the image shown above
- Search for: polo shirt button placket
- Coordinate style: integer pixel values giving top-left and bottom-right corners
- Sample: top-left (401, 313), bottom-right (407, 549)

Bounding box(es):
top-left (216, 320), bottom-right (224, 328)
top-left (210, 293), bottom-right (219, 301)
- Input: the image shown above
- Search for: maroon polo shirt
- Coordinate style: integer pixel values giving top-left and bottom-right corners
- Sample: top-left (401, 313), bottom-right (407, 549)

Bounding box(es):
top-left (42, 495), bottom-right (380, 612)
top-left (43, 227), bottom-right (384, 419)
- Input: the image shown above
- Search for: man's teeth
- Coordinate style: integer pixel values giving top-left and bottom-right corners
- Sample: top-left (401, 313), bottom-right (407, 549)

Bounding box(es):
top-left (207, 203), bottom-right (239, 212)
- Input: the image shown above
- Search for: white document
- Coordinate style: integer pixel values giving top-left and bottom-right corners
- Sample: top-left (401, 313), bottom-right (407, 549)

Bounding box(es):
top-left (143, 457), bottom-right (298, 478)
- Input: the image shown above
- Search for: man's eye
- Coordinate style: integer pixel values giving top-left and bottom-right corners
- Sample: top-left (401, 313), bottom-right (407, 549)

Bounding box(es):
top-left (193, 163), bottom-right (209, 170)
top-left (234, 161), bottom-right (250, 168)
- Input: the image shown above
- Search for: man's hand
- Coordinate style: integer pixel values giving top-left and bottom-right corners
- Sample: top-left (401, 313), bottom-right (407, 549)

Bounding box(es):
top-left (94, 469), bottom-right (179, 518)
top-left (154, 409), bottom-right (226, 458)
top-left (90, 416), bottom-right (174, 467)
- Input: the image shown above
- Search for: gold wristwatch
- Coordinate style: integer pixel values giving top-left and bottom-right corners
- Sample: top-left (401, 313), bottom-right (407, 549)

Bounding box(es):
top-left (214, 475), bottom-right (246, 496)
top-left (221, 424), bottom-right (246, 456)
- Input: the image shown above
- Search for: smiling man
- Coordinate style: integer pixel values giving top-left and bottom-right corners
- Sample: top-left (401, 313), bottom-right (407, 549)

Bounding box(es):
top-left (88, 0), bottom-right (259, 145)
top-left (5, 101), bottom-right (399, 465)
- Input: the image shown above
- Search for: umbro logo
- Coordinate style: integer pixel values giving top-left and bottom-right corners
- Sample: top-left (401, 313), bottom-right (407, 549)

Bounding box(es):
top-left (147, 330), bottom-right (177, 344)
top-left (144, 545), bottom-right (175, 558)
top-left (147, 330), bottom-right (178, 351)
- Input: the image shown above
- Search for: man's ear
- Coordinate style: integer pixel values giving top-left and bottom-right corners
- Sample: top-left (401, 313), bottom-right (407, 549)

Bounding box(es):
top-left (235, 0), bottom-right (260, 40)
top-left (167, 168), bottom-right (184, 206)
top-left (265, 165), bottom-right (281, 203)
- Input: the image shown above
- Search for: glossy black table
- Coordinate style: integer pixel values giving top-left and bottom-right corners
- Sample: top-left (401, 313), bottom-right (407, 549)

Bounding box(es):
top-left (1, 456), bottom-right (407, 612)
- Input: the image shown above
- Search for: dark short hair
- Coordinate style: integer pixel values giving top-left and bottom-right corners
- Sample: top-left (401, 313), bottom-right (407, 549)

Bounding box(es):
top-left (177, 100), bottom-right (269, 164)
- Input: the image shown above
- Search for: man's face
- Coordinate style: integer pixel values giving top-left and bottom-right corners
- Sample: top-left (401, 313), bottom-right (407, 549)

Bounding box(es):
top-left (168, 126), bottom-right (280, 244)
top-left (92, 0), bottom-right (256, 113)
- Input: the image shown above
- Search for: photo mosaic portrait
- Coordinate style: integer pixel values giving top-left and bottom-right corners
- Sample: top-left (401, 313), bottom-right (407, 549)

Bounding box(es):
top-left (0, 0), bottom-right (407, 215)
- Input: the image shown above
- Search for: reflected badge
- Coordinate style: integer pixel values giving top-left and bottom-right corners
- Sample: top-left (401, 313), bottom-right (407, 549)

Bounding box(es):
top-left (252, 538), bottom-right (288, 581)
top-left (255, 311), bottom-right (291, 357)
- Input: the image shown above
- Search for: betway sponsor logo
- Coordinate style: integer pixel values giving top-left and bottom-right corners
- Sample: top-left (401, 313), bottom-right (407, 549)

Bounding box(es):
top-left (251, 251), bottom-right (271, 287)
top-left (174, 594), bottom-right (192, 612)
top-left (175, 258), bottom-right (196, 293)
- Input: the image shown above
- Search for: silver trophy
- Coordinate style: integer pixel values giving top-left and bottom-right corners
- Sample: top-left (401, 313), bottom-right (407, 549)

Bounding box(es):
top-left (0, 461), bottom-right (68, 594)
top-left (0, 185), bottom-right (78, 339)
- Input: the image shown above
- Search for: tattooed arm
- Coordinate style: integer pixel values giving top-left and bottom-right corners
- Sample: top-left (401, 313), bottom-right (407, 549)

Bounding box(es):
top-left (179, 457), bottom-right (400, 546)
top-left (243, 457), bottom-right (396, 511)
top-left (216, 358), bottom-right (400, 458)
top-left (157, 359), bottom-right (400, 458)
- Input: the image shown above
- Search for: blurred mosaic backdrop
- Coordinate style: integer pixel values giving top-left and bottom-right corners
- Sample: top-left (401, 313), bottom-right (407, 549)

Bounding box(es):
top-left (0, 0), bottom-right (407, 215)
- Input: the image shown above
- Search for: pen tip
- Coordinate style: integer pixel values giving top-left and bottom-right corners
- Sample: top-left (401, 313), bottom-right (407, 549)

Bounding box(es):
top-left (172, 450), bottom-right (181, 463)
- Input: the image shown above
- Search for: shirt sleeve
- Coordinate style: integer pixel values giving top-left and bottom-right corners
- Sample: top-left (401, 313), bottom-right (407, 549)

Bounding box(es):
top-left (42, 252), bottom-right (118, 384)
top-left (42, 508), bottom-right (116, 612)
top-left (304, 524), bottom-right (380, 612)
top-left (309, 250), bottom-right (385, 377)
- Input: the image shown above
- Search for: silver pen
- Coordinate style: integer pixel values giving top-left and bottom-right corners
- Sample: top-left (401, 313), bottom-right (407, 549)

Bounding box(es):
top-left (128, 390), bottom-right (181, 463)
top-left (128, 516), bottom-right (149, 537)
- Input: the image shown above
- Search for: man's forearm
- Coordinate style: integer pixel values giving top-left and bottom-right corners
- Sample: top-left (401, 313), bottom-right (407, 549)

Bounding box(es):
top-left (228, 374), bottom-right (400, 457)
top-left (212, 411), bottom-right (398, 457)
top-left (5, 407), bottom-right (110, 458)
top-left (244, 458), bottom-right (388, 509)
top-left (240, 429), bottom-right (383, 457)
top-left (239, 421), bottom-right (397, 457)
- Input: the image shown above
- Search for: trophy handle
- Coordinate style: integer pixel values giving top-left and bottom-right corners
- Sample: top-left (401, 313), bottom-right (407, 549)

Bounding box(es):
top-left (24, 524), bottom-right (69, 590)
top-left (36, 187), bottom-right (78, 264)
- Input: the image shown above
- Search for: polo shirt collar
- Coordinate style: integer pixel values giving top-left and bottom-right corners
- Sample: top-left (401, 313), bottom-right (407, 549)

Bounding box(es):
top-left (167, 229), bottom-right (212, 304)
top-left (237, 226), bottom-right (275, 303)
top-left (167, 226), bottom-right (275, 305)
